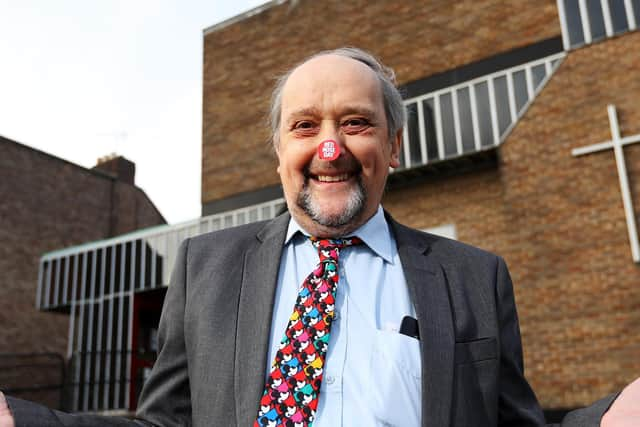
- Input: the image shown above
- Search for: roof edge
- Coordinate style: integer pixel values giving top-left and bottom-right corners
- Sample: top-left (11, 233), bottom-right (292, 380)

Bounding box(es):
top-left (0, 133), bottom-right (118, 182)
top-left (203, 0), bottom-right (287, 36)
top-left (0, 133), bottom-right (161, 196)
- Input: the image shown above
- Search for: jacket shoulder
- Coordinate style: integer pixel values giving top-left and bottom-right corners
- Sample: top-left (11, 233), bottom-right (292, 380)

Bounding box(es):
top-left (391, 219), bottom-right (501, 264)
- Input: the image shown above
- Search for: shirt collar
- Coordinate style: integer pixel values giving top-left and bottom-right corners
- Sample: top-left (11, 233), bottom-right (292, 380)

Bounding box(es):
top-left (284, 206), bottom-right (394, 263)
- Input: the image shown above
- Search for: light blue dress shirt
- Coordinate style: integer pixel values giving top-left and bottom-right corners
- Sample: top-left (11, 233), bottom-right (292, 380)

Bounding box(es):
top-left (266, 206), bottom-right (422, 427)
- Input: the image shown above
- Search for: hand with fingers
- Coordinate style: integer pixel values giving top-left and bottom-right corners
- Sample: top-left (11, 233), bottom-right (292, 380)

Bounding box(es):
top-left (601, 377), bottom-right (640, 427)
top-left (0, 392), bottom-right (15, 427)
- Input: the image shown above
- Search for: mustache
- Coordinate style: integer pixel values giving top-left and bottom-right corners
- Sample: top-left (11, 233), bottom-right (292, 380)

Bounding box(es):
top-left (302, 158), bottom-right (363, 179)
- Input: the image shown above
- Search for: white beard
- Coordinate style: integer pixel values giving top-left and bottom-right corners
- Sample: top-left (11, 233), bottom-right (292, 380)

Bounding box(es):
top-left (297, 176), bottom-right (366, 228)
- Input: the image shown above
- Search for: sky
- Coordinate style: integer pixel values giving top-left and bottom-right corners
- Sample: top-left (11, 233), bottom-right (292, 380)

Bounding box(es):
top-left (0, 0), bottom-right (268, 224)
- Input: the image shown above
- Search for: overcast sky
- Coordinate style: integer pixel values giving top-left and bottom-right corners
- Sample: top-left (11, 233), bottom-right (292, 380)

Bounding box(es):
top-left (0, 0), bottom-right (268, 224)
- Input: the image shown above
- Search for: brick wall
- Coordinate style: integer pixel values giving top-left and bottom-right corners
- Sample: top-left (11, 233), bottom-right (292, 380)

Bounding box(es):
top-left (0, 138), bottom-right (165, 407)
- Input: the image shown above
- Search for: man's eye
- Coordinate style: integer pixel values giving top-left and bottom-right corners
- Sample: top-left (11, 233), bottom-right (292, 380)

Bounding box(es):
top-left (293, 121), bottom-right (315, 130)
top-left (342, 118), bottom-right (370, 132)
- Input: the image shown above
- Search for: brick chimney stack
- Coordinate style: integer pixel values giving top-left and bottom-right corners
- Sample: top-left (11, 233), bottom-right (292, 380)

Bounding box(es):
top-left (93, 153), bottom-right (136, 185)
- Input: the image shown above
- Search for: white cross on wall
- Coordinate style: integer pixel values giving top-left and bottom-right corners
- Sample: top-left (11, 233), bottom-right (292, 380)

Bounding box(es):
top-left (572, 105), bottom-right (640, 263)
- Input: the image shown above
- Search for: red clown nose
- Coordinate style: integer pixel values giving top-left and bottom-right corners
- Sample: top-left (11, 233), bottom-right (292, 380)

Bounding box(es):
top-left (317, 139), bottom-right (340, 161)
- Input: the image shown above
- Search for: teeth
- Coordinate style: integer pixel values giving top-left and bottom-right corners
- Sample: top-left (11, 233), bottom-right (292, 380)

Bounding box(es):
top-left (317, 174), bottom-right (349, 182)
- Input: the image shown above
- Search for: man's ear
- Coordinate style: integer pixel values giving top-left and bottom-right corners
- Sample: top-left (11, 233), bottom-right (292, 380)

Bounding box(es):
top-left (389, 128), bottom-right (403, 169)
top-left (274, 139), bottom-right (281, 174)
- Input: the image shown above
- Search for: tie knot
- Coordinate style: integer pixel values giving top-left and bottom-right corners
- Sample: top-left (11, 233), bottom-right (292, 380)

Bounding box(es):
top-left (310, 236), bottom-right (362, 261)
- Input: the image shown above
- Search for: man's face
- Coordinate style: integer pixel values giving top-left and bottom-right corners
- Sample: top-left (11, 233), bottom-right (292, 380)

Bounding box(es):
top-left (276, 54), bottom-right (401, 237)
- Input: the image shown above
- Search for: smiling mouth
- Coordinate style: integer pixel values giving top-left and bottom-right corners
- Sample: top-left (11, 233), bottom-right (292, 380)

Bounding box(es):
top-left (314, 173), bottom-right (351, 182)
top-left (306, 165), bottom-right (361, 184)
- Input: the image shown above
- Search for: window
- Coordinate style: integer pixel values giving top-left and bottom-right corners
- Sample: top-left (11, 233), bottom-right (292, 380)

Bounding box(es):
top-left (558, 0), bottom-right (639, 49)
top-left (399, 52), bottom-right (564, 170)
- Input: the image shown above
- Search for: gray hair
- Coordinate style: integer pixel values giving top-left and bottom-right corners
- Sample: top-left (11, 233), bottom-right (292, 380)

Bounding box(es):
top-left (269, 47), bottom-right (406, 149)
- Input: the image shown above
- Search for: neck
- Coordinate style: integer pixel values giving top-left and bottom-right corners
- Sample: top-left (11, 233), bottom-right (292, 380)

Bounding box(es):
top-left (291, 209), bottom-right (376, 238)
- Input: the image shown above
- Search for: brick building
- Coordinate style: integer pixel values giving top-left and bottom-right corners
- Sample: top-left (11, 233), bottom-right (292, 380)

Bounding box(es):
top-left (0, 136), bottom-right (165, 409)
top-left (31, 0), bottom-right (640, 418)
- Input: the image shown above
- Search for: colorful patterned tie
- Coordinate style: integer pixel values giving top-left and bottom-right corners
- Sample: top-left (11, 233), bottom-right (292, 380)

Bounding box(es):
top-left (254, 236), bottom-right (362, 427)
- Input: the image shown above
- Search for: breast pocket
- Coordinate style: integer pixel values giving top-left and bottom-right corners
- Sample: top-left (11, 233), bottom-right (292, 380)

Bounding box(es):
top-left (369, 330), bottom-right (421, 427)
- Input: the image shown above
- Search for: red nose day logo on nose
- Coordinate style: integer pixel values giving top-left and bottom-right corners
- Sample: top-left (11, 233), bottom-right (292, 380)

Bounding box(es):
top-left (318, 139), bottom-right (340, 161)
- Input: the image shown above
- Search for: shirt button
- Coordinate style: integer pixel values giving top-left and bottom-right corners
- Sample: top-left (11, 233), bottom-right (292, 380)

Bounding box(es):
top-left (325, 376), bottom-right (335, 384)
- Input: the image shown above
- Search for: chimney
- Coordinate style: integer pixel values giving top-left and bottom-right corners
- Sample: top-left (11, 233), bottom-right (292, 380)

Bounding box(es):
top-left (93, 153), bottom-right (136, 185)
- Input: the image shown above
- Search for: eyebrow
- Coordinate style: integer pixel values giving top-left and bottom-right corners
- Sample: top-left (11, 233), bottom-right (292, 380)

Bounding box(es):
top-left (337, 106), bottom-right (378, 119)
top-left (284, 107), bottom-right (322, 121)
top-left (284, 105), bottom-right (379, 122)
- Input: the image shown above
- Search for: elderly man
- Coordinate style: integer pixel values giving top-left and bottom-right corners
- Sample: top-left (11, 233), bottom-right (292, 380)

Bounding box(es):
top-left (1, 48), bottom-right (639, 427)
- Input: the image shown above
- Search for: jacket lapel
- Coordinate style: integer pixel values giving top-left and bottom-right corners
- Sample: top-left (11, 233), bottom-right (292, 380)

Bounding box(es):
top-left (234, 213), bottom-right (290, 427)
top-left (391, 218), bottom-right (455, 427)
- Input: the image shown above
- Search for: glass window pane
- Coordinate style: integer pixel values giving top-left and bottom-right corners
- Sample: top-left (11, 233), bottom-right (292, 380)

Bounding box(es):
top-left (439, 93), bottom-right (457, 157)
top-left (211, 218), bottom-right (221, 230)
top-left (91, 248), bottom-right (102, 298)
top-left (493, 76), bottom-right (511, 136)
top-left (422, 98), bottom-right (439, 161)
top-left (113, 246), bottom-right (122, 294)
top-left (237, 212), bottom-right (246, 225)
top-left (249, 209), bottom-right (258, 222)
top-left (609, 0), bottom-right (629, 33)
top-left (587, 0), bottom-right (607, 41)
top-left (44, 260), bottom-right (52, 306)
top-left (104, 249), bottom-right (112, 296)
top-left (86, 252), bottom-right (94, 299)
top-left (126, 244), bottom-right (134, 292)
top-left (60, 257), bottom-right (69, 304)
top-left (531, 64), bottom-right (547, 90)
top-left (405, 102), bottom-right (421, 166)
top-left (135, 240), bottom-right (144, 290)
top-left (456, 87), bottom-right (475, 153)
top-left (95, 249), bottom-right (103, 298)
top-left (154, 243), bottom-right (164, 288)
top-left (275, 202), bottom-right (286, 215)
top-left (224, 215), bottom-right (233, 228)
top-left (473, 81), bottom-right (493, 147)
top-left (141, 240), bottom-right (151, 290)
top-left (512, 70), bottom-right (528, 114)
top-left (54, 258), bottom-right (62, 305)
top-left (261, 206), bottom-right (271, 219)
top-left (563, 0), bottom-right (586, 46)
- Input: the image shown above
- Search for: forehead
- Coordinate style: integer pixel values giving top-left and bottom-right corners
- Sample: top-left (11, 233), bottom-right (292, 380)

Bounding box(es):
top-left (281, 54), bottom-right (384, 118)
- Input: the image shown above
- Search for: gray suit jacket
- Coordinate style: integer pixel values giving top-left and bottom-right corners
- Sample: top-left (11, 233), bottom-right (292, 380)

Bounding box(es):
top-left (8, 213), bottom-right (615, 426)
